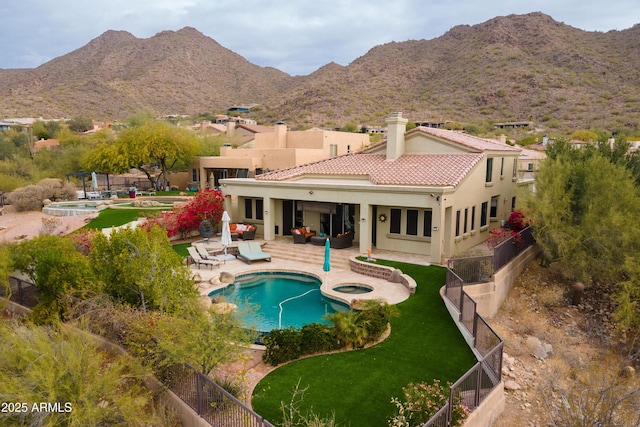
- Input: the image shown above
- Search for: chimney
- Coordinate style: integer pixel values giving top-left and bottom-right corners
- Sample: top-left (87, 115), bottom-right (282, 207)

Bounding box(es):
top-left (498, 134), bottom-right (507, 144)
top-left (386, 112), bottom-right (408, 160)
top-left (226, 118), bottom-right (236, 138)
top-left (274, 121), bottom-right (287, 148)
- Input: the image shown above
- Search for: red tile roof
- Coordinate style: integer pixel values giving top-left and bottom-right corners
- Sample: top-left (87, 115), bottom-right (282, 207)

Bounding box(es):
top-left (256, 153), bottom-right (484, 187)
top-left (409, 127), bottom-right (521, 152)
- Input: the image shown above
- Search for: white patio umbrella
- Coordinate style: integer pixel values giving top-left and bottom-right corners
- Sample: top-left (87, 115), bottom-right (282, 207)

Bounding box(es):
top-left (220, 211), bottom-right (236, 260)
top-left (91, 172), bottom-right (98, 191)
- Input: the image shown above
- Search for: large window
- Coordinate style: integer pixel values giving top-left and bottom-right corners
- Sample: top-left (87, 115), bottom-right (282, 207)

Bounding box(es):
top-left (256, 198), bottom-right (264, 220)
top-left (244, 198), bottom-right (264, 220)
top-left (390, 209), bottom-right (402, 234)
top-left (471, 206), bottom-right (476, 231)
top-left (490, 196), bottom-right (499, 219)
top-left (463, 208), bottom-right (468, 234)
top-left (481, 202), bottom-right (488, 227)
top-left (406, 209), bottom-right (418, 235)
top-left (485, 158), bottom-right (493, 183)
top-left (244, 199), bottom-right (253, 219)
top-left (423, 210), bottom-right (432, 237)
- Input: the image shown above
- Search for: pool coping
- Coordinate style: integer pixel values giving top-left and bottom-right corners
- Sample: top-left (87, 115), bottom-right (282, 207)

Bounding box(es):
top-left (192, 260), bottom-right (411, 307)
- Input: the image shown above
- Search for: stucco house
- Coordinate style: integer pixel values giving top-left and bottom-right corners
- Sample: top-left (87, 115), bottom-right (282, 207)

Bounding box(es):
top-left (192, 120), bottom-right (370, 188)
top-left (220, 112), bottom-right (522, 264)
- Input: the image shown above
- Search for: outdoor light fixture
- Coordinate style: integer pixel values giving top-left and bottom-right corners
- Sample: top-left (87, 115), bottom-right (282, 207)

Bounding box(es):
top-left (309, 190), bottom-right (314, 195)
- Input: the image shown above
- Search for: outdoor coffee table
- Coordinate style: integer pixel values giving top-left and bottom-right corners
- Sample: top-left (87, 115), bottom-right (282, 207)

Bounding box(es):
top-left (309, 235), bottom-right (328, 246)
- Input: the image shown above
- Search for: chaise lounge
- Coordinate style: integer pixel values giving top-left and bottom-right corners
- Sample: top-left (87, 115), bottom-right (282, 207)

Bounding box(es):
top-left (187, 246), bottom-right (220, 269)
top-left (237, 242), bottom-right (271, 264)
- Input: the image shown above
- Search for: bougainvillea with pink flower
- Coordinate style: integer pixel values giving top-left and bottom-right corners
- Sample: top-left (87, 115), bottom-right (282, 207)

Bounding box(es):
top-left (144, 189), bottom-right (225, 238)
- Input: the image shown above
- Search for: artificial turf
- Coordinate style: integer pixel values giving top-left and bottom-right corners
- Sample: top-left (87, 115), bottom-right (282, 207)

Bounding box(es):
top-left (82, 208), bottom-right (163, 230)
top-left (251, 260), bottom-right (477, 426)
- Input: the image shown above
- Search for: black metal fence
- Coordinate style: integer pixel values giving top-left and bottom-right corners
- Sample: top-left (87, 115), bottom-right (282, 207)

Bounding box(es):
top-left (160, 363), bottom-right (275, 427)
top-left (447, 255), bottom-right (493, 284)
top-left (447, 226), bottom-right (534, 284)
top-left (2, 276), bottom-right (39, 308)
top-left (493, 226), bottom-right (534, 271)
top-left (3, 277), bottom-right (275, 427)
top-left (428, 228), bottom-right (535, 426)
top-left (432, 273), bottom-right (504, 426)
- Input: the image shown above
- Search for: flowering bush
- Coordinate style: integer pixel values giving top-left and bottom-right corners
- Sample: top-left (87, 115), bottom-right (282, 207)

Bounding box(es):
top-left (68, 229), bottom-right (100, 256)
top-left (143, 189), bottom-right (224, 238)
top-left (388, 380), bottom-right (469, 427)
top-left (486, 227), bottom-right (519, 249)
top-left (507, 209), bottom-right (529, 232)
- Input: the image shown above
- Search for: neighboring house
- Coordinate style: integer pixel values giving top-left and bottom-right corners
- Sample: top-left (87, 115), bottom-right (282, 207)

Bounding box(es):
top-left (33, 138), bottom-right (60, 153)
top-left (192, 121), bottom-right (370, 188)
top-left (220, 112), bottom-right (522, 265)
top-left (516, 145), bottom-right (546, 184)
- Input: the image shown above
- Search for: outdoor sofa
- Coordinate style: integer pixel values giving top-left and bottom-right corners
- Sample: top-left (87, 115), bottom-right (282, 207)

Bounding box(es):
top-left (329, 231), bottom-right (354, 249)
top-left (229, 223), bottom-right (256, 240)
top-left (291, 226), bottom-right (316, 243)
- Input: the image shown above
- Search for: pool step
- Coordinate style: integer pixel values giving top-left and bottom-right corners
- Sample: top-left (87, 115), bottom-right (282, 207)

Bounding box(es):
top-left (262, 241), bottom-right (352, 270)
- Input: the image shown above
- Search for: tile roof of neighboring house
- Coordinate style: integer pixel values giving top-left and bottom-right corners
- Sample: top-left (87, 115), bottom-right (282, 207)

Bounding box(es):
top-left (409, 127), bottom-right (521, 152)
top-left (256, 153), bottom-right (484, 187)
top-left (237, 124), bottom-right (274, 134)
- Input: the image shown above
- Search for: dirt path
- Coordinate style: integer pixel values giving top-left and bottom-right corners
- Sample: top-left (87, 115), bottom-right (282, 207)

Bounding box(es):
top-left (0, 206), bottom-right (93, 243)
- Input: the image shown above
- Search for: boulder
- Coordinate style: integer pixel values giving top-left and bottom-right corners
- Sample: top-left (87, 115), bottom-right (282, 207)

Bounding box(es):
top-left (504, 380), bottom-right (521, 391)
top-left (220, 271), bottom-right (235, 284)
top-left (388, 268), bottom-right (404, 283)
top-left (211, 302), bottom-right (237, 315)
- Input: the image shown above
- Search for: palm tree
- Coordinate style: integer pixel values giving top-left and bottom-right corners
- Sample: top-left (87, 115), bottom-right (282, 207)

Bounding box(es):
top-left (327, 311), bottom-right (369, 349)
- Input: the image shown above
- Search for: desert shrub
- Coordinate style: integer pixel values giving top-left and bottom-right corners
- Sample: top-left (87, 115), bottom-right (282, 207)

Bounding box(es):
top-left (262, 327), bottom-right (303, 366)
top-left (356, 299), bottom-right (399, 342)
top-left (299, 322), bottom-right (340, 354)
top-left (8, 179), bottom-right (77, 211)
top-left (388, 380), bottom-right (470, 427)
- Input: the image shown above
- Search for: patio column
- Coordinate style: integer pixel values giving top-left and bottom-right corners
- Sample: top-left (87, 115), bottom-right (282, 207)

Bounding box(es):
top-left (358, 203), bottom-right (371, 255)
top-left (430, 199), bottom-right (444, 265)
top-left (199, 165), bottom-right (207, 190)
top-left (262, 197), bottom-right (275, 241)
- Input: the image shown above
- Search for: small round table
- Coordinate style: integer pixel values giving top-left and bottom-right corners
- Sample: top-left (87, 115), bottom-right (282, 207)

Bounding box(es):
top-left (310, 235), bottom-right (328, 246)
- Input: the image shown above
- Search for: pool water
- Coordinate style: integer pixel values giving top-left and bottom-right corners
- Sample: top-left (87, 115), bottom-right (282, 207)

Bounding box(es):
top-left (210, 272), bottom-right (348, 332)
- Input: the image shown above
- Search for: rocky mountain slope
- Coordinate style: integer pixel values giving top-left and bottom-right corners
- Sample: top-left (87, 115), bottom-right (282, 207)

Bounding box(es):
top-left (1, 13), bottom-right (639, 132)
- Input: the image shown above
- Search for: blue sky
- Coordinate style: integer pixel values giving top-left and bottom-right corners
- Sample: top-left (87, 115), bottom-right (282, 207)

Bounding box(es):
top-left (1, 0), bottom-right (638, 76)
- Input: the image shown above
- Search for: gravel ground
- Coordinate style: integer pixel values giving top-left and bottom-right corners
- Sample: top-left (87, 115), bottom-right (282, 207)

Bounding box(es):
top-left (0, 206), bottom-right (93, 243)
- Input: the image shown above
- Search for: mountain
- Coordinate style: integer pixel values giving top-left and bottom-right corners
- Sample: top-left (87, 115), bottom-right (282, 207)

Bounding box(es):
top-left (0, 27), bottom-right (292, 119)
top-left (1, 13), bottom-right (639, 133)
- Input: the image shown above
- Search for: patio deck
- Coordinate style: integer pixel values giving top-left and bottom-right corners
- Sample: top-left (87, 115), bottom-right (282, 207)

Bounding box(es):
top-left (190, 236), bottom-right (431, 306)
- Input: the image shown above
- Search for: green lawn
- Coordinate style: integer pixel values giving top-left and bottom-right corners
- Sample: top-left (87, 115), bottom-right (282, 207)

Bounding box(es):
top-left (251, 261), bottom-right (477, 426)
top-left (82, 208), bottom-right (164, 230)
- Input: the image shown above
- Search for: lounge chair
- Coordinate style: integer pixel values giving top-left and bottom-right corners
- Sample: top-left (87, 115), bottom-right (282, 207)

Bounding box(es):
top-left (187, 246), bottom-right (220, 269)
top-left (237, 242), bottom-right (271, 264)
top-left (194, 242), bottom-right (222, 259)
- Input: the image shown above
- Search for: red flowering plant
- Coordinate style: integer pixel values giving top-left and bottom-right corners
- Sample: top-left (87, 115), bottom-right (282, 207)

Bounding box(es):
top-left (68, 228), bottom-right (100, 256)
top-left (507, 209), bottom-right (529, 232)
top-left (143, 189), bottom-right (225, 239)
top-left (486, 209), bottom-right (530, 249)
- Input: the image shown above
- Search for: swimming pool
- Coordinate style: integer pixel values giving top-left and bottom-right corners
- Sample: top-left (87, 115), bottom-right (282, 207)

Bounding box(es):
top-left (209, 271), bottom-right (348, 332)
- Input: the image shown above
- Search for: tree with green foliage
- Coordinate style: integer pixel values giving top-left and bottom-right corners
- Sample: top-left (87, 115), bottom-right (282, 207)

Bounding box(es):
top-left (157, 307), bottom-right (258, 375)
top-left (90, 225), bottom-right (198, 314)
top-left (523, 139), bottom-right (640, 330)
top-left (84, 119), bottom-right (199, 190)
top-left (11, 234), bottom-right (97, 323)
top-left (67, 116), bottom-right (94, 133)
top-left (0, 319), bottom-right (165, 426)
